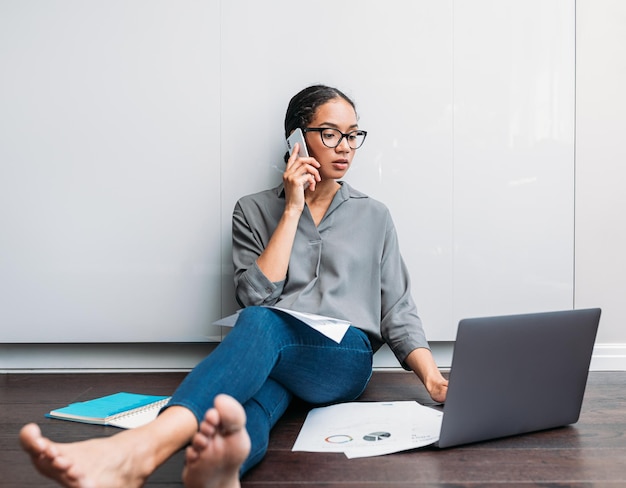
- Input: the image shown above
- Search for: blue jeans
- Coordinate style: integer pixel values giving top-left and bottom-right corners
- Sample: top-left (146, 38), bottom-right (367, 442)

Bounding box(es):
top-left (167, 306), bottom-right (374, 474)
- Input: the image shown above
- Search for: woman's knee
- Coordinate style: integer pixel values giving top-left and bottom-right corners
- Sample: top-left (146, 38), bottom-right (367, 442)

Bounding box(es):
top-left (237, 306), bottom-right (279, 326)
top-left (236, 306), bottom-right (294, 337)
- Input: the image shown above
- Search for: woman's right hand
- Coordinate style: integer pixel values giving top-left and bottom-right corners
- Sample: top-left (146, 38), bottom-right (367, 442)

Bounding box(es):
top-left (283, 143), bottom-right (321, 211)
top-left (255, 143), bottom-right (320, 283)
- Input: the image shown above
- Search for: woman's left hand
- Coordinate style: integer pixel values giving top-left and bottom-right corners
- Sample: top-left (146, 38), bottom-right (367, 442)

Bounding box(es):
top-left (405, 348), bottom-right (449, 404)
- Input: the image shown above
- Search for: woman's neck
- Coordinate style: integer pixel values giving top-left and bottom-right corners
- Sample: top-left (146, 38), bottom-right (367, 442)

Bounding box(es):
top-left (304, 180), bottom-right (341, 226)
top-left (305, 179), bottom-right (341, 204)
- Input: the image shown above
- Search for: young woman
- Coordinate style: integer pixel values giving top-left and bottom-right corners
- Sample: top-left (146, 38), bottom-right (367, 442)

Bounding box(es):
top-left (20, 85), bottom-right (448, 488)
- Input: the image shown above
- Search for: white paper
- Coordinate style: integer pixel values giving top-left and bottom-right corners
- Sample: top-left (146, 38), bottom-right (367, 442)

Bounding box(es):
top-left (292, 401), bottom-right (443, 459)
top-left (213, 312), bottom-right (240, 327)
top-left (107, 397), bottom-right (171, 429)
top-left (107, 406), bottom-right (161, 429)
top-left (269, 307), bottom-right (351, 343)
top-left (213, 307), bottom-right (351, 344)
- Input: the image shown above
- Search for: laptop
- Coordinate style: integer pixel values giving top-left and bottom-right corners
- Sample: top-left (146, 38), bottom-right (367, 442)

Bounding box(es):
top-left (435, 307), bottom-right (601, 448)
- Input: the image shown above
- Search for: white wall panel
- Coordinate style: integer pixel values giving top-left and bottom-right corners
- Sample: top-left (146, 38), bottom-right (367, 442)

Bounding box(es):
top-left (219, 0), bottom-right (455, 340)
top-left (0, 0), bottom-right (222, 341)
top-left (575, 0), bottom-right (626, 344)
top-left (452, 0), bottom-right (575, 328)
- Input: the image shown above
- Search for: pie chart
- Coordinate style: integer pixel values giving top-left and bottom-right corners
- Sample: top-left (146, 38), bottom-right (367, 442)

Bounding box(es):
top-left (363, 431), bottom-right (391, 442)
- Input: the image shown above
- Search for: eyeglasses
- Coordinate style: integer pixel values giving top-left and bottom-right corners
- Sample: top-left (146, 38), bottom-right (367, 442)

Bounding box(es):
top-left (302, 128), bottom-right (368, 150)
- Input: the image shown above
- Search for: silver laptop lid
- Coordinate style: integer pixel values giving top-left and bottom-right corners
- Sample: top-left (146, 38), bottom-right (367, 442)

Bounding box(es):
top-left (437, 308), bottom-right (601, 449)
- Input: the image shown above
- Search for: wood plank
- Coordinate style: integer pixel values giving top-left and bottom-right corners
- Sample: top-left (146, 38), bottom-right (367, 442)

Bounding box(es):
top-left (243, 448), bottom-right (626, 485)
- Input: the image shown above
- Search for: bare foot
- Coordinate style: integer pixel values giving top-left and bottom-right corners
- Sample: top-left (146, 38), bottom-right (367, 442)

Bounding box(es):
top-left (19, 405), bottom-right (198, 488)
top-left (182, 394), bottom-right (251, 488)
top-left (19, 422), bottom-right (158, 487)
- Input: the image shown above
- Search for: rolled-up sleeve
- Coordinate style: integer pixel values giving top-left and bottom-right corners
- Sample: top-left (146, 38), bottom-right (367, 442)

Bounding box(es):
top-left (379, 214), bottom-right (430, 369)
top-left (232, 201), bottom-right (284, 307)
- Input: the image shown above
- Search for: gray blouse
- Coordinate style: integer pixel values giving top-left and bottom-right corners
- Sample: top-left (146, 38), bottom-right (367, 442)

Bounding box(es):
top-left (232, 181), bottom-right (429, 368)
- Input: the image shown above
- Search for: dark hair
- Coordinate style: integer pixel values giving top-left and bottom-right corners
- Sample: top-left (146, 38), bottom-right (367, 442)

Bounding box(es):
top-left (283, 85), bottom-right (357, 162)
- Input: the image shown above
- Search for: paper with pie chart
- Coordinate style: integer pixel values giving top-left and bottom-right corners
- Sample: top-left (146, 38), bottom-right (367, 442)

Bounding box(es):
top-left (292, 401), bottom-right (443, 458)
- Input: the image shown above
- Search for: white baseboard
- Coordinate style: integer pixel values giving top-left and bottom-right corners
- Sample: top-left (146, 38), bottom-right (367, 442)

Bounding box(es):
top-left (373, 343), bottom-right (626, 372)
top-left (589, 343), bottom-right (626, 371)
top-left (1, 342), bottom-right (624, 373)
top-left (371, 343), bottom-right (454, 370)
top-left (0, 343), bottom-right (218, 373)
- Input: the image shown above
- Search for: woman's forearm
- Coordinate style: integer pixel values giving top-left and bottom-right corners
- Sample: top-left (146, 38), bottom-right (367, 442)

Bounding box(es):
top-left (255, 207), bottom-right (302, 283)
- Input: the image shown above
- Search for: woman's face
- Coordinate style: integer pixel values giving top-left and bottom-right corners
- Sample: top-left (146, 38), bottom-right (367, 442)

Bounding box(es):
top-left (304, 98), bottom-right (359, 181)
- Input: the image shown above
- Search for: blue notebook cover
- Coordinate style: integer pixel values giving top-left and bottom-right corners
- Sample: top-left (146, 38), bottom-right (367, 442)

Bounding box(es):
top-left (47, 392), bottom-right (170, 427)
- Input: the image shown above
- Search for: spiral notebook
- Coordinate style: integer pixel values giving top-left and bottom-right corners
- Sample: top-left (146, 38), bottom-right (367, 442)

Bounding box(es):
top-left (46, 392), bottom-right (171, 429)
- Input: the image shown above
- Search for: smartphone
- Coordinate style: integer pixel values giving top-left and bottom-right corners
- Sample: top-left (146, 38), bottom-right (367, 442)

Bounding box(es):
top-left (286, 128), bottom-right (309, 158)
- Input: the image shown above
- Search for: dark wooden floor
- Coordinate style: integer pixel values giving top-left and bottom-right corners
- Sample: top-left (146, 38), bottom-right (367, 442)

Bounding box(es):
top-left (1, 371), bottom-right (626, 487)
